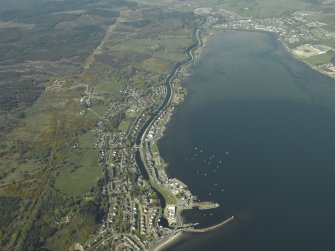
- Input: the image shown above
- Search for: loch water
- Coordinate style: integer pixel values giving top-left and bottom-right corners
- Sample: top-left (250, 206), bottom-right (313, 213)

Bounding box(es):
top-left (158, 31), bottom-right (335, 251)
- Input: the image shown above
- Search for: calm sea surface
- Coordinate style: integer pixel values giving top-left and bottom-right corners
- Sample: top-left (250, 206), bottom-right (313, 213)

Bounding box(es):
top-left (158, 31), bottom-right (335, 251)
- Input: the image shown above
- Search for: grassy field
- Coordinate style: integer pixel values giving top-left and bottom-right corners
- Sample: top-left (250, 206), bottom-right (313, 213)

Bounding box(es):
top-left (151, 181), bottom-right (177, 205)
top-left (78, 132), bottom-right (96, 148)
top-left (45, 215), bottom-right (96, 251)
top-left (305, 51), bottom-right (335, 65)
top-left (111, 36), bottom-right (190, 65)
top-left (118, 119), bottom-right (131, 132)
top-left (55, 132), bottom-right (102, 197)
top-left (55, 150), bottom-right (102, 197)
top-left (112, 38), bottom-right (157, 52)
top-left (142, 58), bottom-right (170, 73)
top-left (154, 36), bottom-right (190, 63)
top-left (95, 80), bottom-right (122, 93)
top-left (154, 50), bottom-right (186, 63)
top-left (151, 143), bottom-right (159, 154)
top-left (90, 104), bottom-right (107, 117)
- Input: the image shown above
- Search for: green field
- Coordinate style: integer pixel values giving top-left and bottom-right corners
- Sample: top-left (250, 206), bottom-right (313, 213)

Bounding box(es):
top-left (45, 215), bottom-right (97, 251)
top-left (155, 50), bottom-right (186, 63)
top-left (90, 104), bottom-right (107, 117)
top-left (119, 119), bottom-right (131, 132)
top-left (142, 58), bottom-right (170, 73)
top-left (151, 143), bottom-right (159, 154)
top-left (112, 38), bottom-right (158, 52)
top-left (305, 51), bottom-right (335, 65)
top-left (111, 36), bottom-right (189, 64)
top-left (95, 80), bottom-right (122, 93)
top-left (151, 181), bottom-right (177, 205)
top-left (55, 150), bottom-right (102, 197)
top-left (78, 132), bottom-right (96, 148)
top-left (55, 132), bottom-right (102, 197)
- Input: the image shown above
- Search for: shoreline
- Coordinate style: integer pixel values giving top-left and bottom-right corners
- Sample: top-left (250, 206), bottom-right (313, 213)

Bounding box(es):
top-left (135, 25), bottom-right (204, 209)
top-left (278, 37), bottom-right (335, 81)
top-left (149, 28), bottom-right (335, 251)
top-left (134, 26), bottom-right (221, 250)
top-left (213, 28), bottom-right (335, 81)
top-left (151, 231), bottom-right (185, 251)
top-left (145, 28), bottom-right (335, 250)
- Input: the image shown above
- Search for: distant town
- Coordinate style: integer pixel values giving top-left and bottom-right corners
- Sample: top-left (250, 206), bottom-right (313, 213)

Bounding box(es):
top-left (196, 7), bottom-right (335, 78)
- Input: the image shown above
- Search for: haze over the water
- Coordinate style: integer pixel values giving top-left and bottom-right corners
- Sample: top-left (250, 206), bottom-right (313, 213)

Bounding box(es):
top-left (159, 31), bottom-right (335, 251)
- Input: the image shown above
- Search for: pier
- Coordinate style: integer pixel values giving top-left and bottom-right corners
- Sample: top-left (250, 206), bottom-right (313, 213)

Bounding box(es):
top-left (184, 216), bottom-right (235, 233)
top-left (180, 201), bottom-right (220, 211)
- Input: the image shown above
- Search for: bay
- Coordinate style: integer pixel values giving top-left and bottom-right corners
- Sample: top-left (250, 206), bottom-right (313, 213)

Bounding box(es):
top-left (158, 31), bottom-right (335, 251)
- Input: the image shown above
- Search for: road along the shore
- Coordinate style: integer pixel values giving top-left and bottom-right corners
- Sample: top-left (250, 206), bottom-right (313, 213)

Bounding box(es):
top-left (134, 28), bottom-right (203, 207)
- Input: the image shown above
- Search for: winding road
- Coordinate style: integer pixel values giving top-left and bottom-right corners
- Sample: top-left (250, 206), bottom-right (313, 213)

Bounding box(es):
top-left (135, 28), bottom-right (202, 206)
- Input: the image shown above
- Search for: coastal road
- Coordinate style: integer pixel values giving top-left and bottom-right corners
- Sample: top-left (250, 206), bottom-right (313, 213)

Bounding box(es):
top-left (134, 27), bottom-right (203, 209)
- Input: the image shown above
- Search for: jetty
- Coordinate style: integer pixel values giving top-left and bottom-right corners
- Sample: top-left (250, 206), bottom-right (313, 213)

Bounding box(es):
top-left (180, 201), bottom-right (220, 211)
top-left (193, 201), bottom-right (220, 210)
top-left (184, 216), bottom-right (235, 233)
